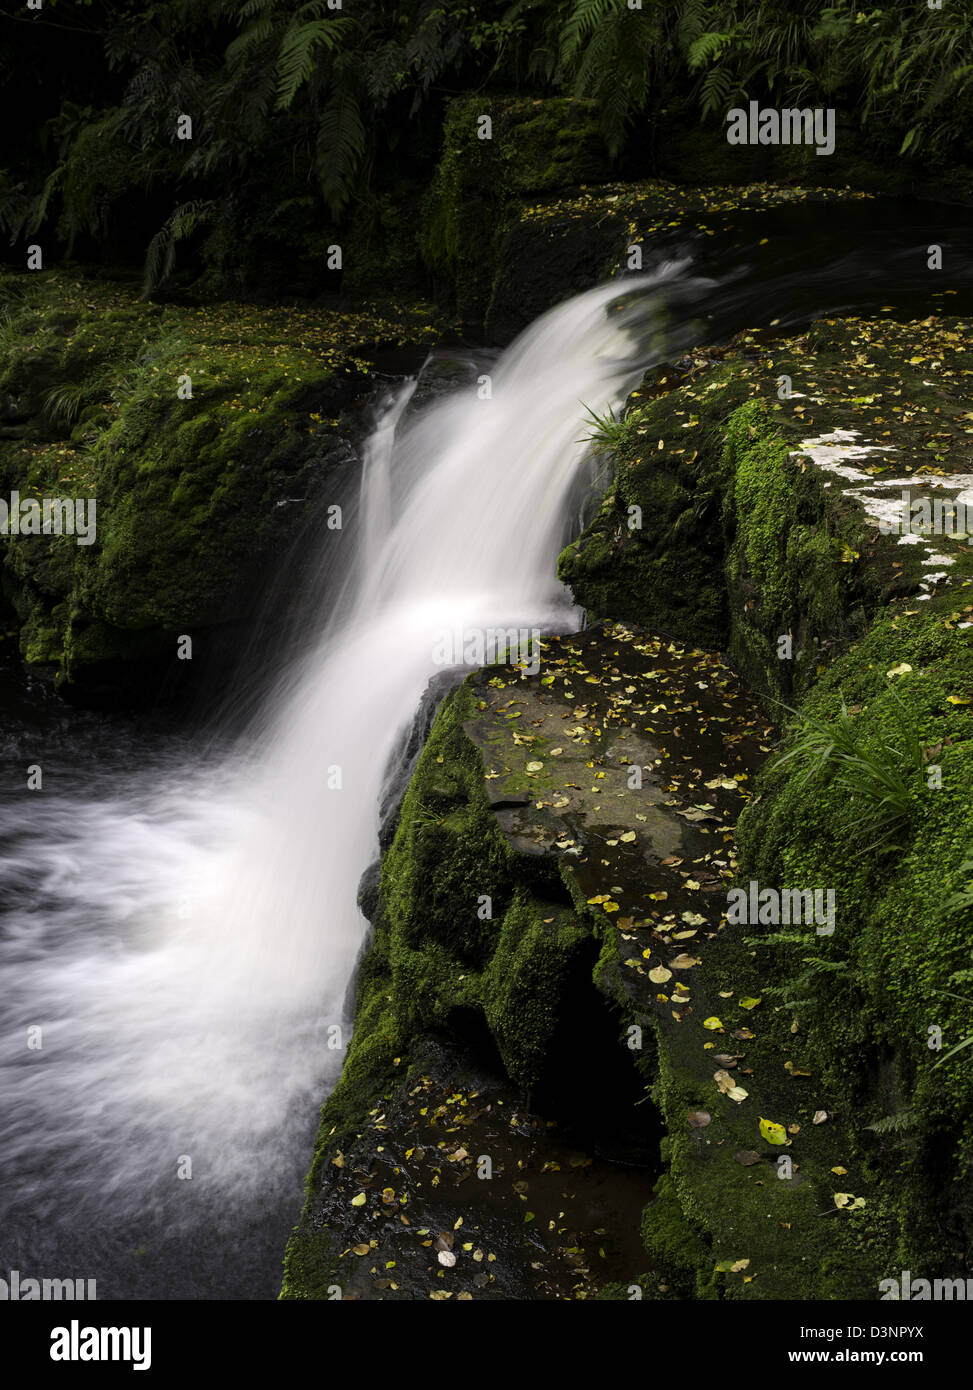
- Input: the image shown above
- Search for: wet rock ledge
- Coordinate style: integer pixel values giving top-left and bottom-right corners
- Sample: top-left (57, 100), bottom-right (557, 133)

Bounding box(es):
top-left (283, 625), bottom-right (878, 1300)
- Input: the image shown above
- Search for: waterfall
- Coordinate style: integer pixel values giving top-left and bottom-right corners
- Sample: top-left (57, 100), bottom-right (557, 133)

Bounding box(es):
top-left (0, 268), bottom-right (688, 1290)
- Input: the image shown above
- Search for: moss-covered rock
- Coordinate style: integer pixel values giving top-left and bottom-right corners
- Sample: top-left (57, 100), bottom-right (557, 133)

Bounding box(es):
top-left (328, 672), bottom-right (597, 1096)
top-left (735, 610), bottom-right (973, 1278)
top-left (553, 309), bottom-right (973, 1292)
top-left (422, 128), bottom-right (878, 341)
top-left (560, 313), bottom-right (973, 705)
top-left (281, 658), bottom-right (660, 1299)
top-left (420, 95), bottom-right (607, 331)
top-left (0, 269), bottom-right (444, 701)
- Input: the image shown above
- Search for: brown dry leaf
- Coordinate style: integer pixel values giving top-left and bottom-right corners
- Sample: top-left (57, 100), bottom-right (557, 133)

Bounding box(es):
top-left (731, 1258), bottom-right (750, 1273)
top-left (648, 965), bottom-right (672, 984)
top-left (352, 1244), bottom-right (371, 1256)
top-left (687, 1109), bottom-right (711, 1128)
top-left (670, 953), bottom-right (699, 969)
top-left (734, 1150), bottom-right (760, 1166)
top-left (787, 1124), bottom-right (800, 1135)
top-left (714, 1070), bottom-right (735, 1094)
top-left (812, 1110), bottom-right (829, 1125)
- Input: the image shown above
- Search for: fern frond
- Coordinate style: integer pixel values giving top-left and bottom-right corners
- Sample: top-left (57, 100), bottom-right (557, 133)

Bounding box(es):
top-left (226, 17), bottom-right (275, 68)
top-left (142, 198), bottom-right (215, 296)
top-left (698, 63), bottom-right (733, 119)
top-left (866, 1109), bottom-right (918, 1135)
top-left (314, 93), bottom-right (366, 216)
top-left (558, 0), bottom-right (619, 69)
top-left (687, 31), bottom-right (734, 72)
top-left (276, 18), bottom-right (348, 110)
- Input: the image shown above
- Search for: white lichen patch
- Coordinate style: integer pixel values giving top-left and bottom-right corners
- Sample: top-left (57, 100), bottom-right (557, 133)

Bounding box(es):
top-left (789, 432), bottom-right (971, 597)
top-left (789, 428), bottom-right (893, 482)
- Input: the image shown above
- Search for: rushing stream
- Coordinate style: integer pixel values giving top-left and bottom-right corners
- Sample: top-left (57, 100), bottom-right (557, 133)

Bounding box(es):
top-left (1, 201), bottom-right (971, 1298)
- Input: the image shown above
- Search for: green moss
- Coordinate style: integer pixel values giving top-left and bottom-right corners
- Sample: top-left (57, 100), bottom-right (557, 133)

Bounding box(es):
top-left (640, 1175), bottom-right (715, 1299)
top-left (482, 892), bottom-right (591, 1088)
top-left (0, 268), bottom-right (443, 695)
top-left (721, 398), bottom-right (869, 702)
top-left (279, 1226), bottom-right (338, 1302)
top-left (736, 611), bottom-right (973, 1274)
top-left (420, 96), bottom-right (606, 327)
top-left (373, 677), bottom-right (594, 1087)
top-left (561, 314), bottom-right (972, 707)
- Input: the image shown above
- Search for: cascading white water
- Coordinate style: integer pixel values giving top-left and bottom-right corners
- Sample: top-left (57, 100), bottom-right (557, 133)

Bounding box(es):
top-left (0, 269), bottom-right (687, 1289)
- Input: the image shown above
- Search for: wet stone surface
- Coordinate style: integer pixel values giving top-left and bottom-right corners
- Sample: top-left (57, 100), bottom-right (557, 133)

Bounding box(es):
top-left (311, 1037), bottom-right (655, 1301)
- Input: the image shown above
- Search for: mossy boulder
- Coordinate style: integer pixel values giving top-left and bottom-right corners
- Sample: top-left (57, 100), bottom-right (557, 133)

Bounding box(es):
top-left (0, 269), bottom-right (443, 701)
top-left (423, 131), bottom-right (882, 341)
top-left (420, 95), bottom-right (608, 331)
top-left (560, 313), bottom-right (973, 705)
